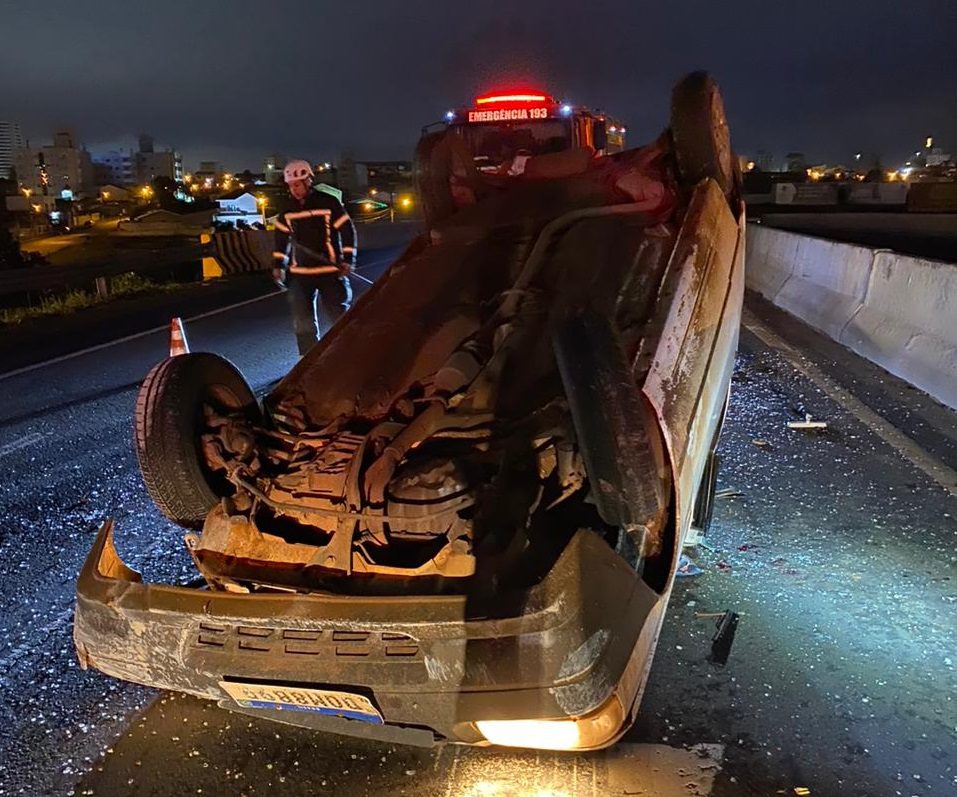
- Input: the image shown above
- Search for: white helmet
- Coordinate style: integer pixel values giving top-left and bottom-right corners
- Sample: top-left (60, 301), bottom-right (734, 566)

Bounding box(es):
top-left (283, 159), bottom-right (314, 183)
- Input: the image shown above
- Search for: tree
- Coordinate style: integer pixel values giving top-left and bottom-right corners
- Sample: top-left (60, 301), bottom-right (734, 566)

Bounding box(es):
top-left (151, 175), bottom-right (178, 210)
top-left (0, 202), bottom-right (24, 271)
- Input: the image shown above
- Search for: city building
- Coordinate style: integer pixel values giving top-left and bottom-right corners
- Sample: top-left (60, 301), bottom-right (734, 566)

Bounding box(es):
top-left (337, 151), bottom-right (359, 199)
top-left (138, 148), bottom-right (183, 183)
top-left (363, 160), bottom-right (413, 194)
top-left (98, 183), bottom-right (132, 202)
top-left (755, 150), bottom-right (774, 172)
top-left (920, 137), bottom-right (951, 168)
top-left (91, 134), bottom-right (182, 187)
top-left (14, 129), bottom-right (95, 198)
top-left (264, 155), bottom-right (287, 185)
top-left (93, 150), bottom-right (136, 186)
top-left (213, 190), bottom-right (263, 227)
top-left (194, 161), bottom-right (224, 189)
top-left (784, 152), bottom-right (807, 173)
top-left (0, 121), bottom-right (24, 180)
top-left (135, 133), bottom-right (184, 184)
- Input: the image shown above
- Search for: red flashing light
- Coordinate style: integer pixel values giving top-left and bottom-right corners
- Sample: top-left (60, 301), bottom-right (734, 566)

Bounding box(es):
top-left (475, 93), bottom-right (549, 106)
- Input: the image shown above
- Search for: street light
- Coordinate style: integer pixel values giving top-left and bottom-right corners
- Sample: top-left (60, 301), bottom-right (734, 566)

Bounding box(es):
top-left (257, 195), bottom-right (268, 223)
top-left (21, 187), bottom-right (32, 197)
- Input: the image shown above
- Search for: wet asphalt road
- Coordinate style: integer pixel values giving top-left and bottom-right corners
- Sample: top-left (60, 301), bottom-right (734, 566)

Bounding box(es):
top-left (0, 260), bottom-right (954, 795)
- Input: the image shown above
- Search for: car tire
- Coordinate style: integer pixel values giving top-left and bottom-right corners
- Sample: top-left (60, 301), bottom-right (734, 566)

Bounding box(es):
top-left (670, 71), bottom-right (734, 195)
top-left (134, 353), bottom-right (259, 529)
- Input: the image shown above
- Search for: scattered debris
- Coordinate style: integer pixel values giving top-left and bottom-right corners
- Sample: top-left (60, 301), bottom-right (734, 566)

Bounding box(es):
top-left (794, 787), bottom-right (811, 796)
top-left (682, 527), bottom-right (718, 551)
top-left (737, 543), bottom-right (758, 552)
top-left (683, 526), bottom-right (704, 548)
top-left (715, 559), bottom-right (732, 572)
top-left (708, 610), bottom-right (739, 666)
top-left (715, 487), bottom-right (744, 499)
top-left (751, 438), bottom-right (770, 447)
top-left (676, 553), bottom-right (703, 577)
top-left (787, 413), bottom-right (827, 430)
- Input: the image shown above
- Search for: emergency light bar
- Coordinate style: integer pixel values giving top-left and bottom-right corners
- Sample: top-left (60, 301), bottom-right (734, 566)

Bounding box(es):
top-left (475, 93), bottom-right (549, 105)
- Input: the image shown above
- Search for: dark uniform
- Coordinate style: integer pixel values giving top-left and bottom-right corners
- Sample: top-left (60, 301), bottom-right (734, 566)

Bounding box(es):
top-left (273, 188), bottom-right (357, 355)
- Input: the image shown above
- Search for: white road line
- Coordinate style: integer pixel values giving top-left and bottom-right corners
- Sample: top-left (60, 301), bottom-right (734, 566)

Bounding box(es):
top-left (0, 431), bottom-right (45, 457)
top-left (743, 309), bottom-right (957, 498)
top-left (0, 253), bottom-right (399, 384)
top-left (0, 290), bottom-right (284, 383)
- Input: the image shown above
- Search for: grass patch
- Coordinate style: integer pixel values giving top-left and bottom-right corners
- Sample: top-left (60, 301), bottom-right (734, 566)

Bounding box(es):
top-left (0, 272), bottom-right (184, 326)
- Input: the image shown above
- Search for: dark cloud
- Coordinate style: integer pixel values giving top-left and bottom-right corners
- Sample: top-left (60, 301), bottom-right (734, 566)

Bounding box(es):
top-left (1, 0), bottom-right (953, 170)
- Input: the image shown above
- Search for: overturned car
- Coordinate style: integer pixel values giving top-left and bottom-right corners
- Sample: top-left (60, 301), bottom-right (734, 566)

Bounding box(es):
top-left (74, 72), bottom-right (745, 751)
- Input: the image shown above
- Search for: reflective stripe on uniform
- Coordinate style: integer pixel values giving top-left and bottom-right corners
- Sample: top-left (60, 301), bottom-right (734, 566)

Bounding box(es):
top-left (285, 209), bottom-right (331, 221)
top-left (333, 213), bottom-right (352, 229)
top-left (286, 209), bottom-right (336, 261)
top-left (272, 251), bottom-right (286, 260)
top-left (274, 220), bottom-right (291, 232)
top-left (289, 265), bottom-right (340, 275)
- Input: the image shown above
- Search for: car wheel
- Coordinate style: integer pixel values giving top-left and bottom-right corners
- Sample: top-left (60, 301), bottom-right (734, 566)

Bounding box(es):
top-left (134, 353), bottom-right (259, 529)
top-left (670, 71), bottom-right (734, 195)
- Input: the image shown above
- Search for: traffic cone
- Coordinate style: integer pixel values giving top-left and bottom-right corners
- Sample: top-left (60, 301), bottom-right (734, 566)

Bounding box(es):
top-left (169, 317), bottom-right (190, 357)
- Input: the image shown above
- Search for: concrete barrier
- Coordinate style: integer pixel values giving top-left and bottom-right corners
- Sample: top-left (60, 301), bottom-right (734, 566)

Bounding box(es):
top-left (907, 182), bottom-right (957, 213)
top-left (842, 252), bottom-right (957, 408)
top-left (747, 224), bottom-right (957, 409)
top-left (846, 183), bottom-right (909, 206)
top-left (772, 183), bottom-right (839, 206)
top-left (744, 224), bottom-right (797, 299)
top-left (773, 233), bottom-right (874, 340)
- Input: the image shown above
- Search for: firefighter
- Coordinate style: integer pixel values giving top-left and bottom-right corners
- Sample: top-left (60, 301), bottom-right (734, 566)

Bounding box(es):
top-left (273, 160), bottom-right (357, 355)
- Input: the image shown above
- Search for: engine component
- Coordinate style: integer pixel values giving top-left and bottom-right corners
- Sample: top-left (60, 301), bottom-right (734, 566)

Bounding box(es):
top-left (238, 429), bottom-right (477, 576)
top-left (386, 459), bottom-right (473, 538)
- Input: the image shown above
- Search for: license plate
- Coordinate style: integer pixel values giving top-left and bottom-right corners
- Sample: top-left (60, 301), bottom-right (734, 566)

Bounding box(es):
top-left (220, 681), bottom-right (384, 724)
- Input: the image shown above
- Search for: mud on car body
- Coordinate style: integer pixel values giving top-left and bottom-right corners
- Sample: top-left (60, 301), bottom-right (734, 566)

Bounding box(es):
top-left (74, 72), bottom-right (745, 751)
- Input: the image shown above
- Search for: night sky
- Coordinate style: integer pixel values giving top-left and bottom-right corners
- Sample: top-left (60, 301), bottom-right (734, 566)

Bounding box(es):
top-left (2, 0), bottom-right (954, 171)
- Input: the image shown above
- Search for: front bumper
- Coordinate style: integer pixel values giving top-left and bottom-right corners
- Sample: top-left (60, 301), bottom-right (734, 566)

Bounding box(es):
top-left (74, 521), bottom-right (665, 748)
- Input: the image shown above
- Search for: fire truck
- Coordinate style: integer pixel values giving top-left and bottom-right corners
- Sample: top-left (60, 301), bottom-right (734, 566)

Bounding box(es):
top-left (416, 90), bottom-right (631, 224)
top-left (434, 90), bottom-right (626, 171)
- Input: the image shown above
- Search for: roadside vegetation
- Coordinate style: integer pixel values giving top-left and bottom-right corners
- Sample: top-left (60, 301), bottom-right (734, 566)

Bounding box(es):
top-left (0, 272), bottom-right (183, 325)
